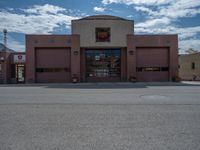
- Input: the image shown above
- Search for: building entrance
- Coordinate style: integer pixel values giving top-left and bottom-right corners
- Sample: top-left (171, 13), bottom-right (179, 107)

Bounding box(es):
top-left (16, 64), bottom-right (25, 83)
top-left (86, 49), bottom-right (121, 82)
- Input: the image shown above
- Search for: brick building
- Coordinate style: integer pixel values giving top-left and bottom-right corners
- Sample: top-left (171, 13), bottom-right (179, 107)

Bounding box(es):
top-left (1, 15), bottom-right (178, 83)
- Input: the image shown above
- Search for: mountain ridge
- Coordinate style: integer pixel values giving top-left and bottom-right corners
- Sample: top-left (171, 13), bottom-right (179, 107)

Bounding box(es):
top-left (0, 43), bottom-right (15, 52)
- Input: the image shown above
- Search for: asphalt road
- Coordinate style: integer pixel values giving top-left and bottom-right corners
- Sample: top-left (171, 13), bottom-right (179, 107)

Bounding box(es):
top-left (0, 82), bottom-right (200, 150)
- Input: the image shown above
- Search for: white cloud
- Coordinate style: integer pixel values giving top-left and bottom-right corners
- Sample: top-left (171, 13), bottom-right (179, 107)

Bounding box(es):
top-left (179, 39), bottom-right (200, 54)
top-left (23, 4), bottom-right (66, 14)
top-left (135, 22), bottom-right (200, 40)
top-left (133, 0), bottom-right (200, 42)
top-left (127, 15), bottom-right (133, 19)
top-left (8, 40), bottom-right (25, 52)
top-left (102, 0), bottom-right (173, 6)
top-left (134, 6), bottom-right (156, 15)
top-left (136, 17), bottom-right (171, 28)
top-left (102, 0), bottom-right (200, 53)
top-left (0, 4), bottom-right (85, 51)
top-left (103, 0), bottom-right (200, 20)
top-left (0, 34), bottom-right (25, 51)
top-left (177, 26), bottom-right (200, 39)
top-left (155, 4), bottom-right (200, 19)
top-left (94, 7), bottom-right (106, 12)
top-left (0, 4), bottom-right (80, 34)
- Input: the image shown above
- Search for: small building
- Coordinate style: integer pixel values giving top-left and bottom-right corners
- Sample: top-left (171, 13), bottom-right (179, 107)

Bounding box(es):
top-left (0, 46), bottom-right (26, 84)
top-left (179, 52), bottom-right (200, 81)
top-left (1, 15), bottom-right (178, 84)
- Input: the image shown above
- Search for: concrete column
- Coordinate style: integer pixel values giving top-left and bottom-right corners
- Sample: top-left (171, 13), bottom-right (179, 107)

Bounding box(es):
top-left (127, 35), bottom-right (136, 82)
top-left (80, 48), bottom-right (86, 82)
top-left (71, 34), bottom-right (80, 82)
top-left (26, 35), bottom-right (36, 83)
top-left (121, 48), bottom-right (127, 82)
top-left (169, 35), bottom-right (179, 80)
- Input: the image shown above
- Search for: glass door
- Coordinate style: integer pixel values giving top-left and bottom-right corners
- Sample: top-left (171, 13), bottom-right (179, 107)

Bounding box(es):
top-left (86, 49), bottom-right (121, 78)
top-left (16, 64), bottom-right (25, 83)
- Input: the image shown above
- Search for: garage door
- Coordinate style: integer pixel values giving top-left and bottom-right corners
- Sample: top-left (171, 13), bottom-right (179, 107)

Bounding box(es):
top-left (36, 48), bottom-right (70, 83)
top-left (136, 48), bottom-right (169, 82)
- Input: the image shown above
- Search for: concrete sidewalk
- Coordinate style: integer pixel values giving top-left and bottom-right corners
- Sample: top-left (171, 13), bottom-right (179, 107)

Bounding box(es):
top-left (1, 81), bottom-right (200, 88)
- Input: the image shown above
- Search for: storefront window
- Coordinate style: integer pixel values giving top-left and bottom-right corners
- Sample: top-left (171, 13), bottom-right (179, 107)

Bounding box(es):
top-left (86, 49), bottom-right (120, 77)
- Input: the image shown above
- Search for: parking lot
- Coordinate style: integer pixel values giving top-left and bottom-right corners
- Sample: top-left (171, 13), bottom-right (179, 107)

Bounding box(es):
top-left (0, 82), bottom-right (200, 150)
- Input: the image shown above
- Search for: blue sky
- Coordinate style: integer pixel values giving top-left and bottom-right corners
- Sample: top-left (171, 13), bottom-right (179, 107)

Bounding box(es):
top-left (0, 0), bottom-right (200, 53)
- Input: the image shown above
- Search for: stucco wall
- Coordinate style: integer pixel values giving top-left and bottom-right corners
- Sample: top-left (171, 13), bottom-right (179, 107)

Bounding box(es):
top-left (179, 53), bottom-right (200, 80)
top-left (72, 19), bottom-right (134, 47)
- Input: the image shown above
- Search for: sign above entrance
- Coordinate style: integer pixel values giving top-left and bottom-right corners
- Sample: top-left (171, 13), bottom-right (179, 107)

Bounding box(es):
top-left (14, 54), bottom-right (26, 63)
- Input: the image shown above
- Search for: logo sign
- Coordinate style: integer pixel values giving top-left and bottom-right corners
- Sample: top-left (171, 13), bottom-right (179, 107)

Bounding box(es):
top-left (98, 32), bottom-right (108, 40)
top-left (14, 54), bottom-right (26, 63)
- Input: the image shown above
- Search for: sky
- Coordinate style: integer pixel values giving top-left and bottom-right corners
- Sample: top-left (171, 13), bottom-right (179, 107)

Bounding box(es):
top-left (0, 0), bottom-right (200, 54)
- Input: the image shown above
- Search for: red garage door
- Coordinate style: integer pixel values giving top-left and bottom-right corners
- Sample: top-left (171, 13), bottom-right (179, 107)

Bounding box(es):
top-left (36, 48), bottom-right (71, 83)
top-left (136, 48), bottom-right (169, 82)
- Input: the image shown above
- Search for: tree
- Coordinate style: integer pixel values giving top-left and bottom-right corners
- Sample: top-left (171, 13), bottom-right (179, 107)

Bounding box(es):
top-left (185, 48), bottom-right (199, 54)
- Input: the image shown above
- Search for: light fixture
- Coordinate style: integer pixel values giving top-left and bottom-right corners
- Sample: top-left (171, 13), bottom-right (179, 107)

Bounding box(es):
top-left (130, 76), bottom-right (136, 82)
top-left (0, 57), bottom-right (5, 62)
top-left (72, 76), bottom-right (78, 83)
top-left (129, 50), bottom-right (134, 55)
top-left (73, 51), bottom-right (79, 55)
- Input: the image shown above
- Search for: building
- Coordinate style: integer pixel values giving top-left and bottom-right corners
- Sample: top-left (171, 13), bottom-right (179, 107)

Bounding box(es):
top-left (179, 52), bottom-right (200, 81)
top-left (0, 45), bottom-right (26, 84)
top-left (26, 15), bottom-right (178, 83)
top-left (1, 15), bottom-right (178, 84)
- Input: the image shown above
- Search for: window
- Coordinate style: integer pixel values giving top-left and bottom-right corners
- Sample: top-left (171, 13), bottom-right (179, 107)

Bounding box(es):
top-left (96, 28), bottom-right (110, 42)
top-left (136, 67), bottom-right (142, 72)
top-left (136, 67), bottom-right (169, 72)
top-left (36, 68), bottom-right (70, 73)
top-left (36, 68), bottom-right (44, 73)
top-left (191, 62), bottom-right (195, 69)
top-left (161, 67), bottom-right (169, 71)
top-left (144, 67), bottom-right (160, 72)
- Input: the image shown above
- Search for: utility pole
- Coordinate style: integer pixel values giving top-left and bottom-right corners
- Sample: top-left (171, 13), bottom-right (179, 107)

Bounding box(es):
top-left (3, 29), bottom-right (8, 83)
top-left (3, 29), bottom-right (7, 51)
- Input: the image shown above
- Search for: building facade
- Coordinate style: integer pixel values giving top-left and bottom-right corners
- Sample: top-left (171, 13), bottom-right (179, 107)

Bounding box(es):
top-left (1, 15), bottom-right (178, 84)
top-left (179, 53), bottom-right (200, 81)
top-left (0, 51), bottom-right (26, 84)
